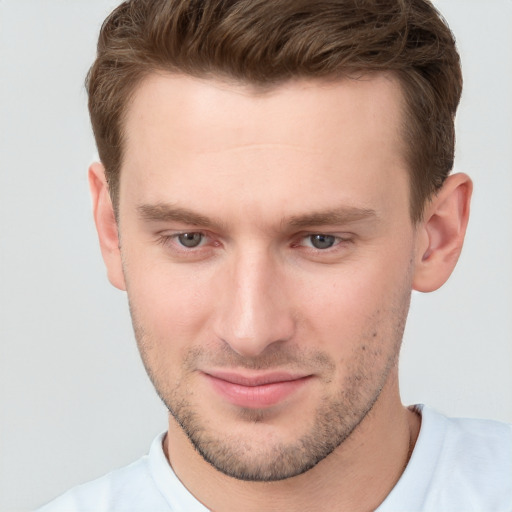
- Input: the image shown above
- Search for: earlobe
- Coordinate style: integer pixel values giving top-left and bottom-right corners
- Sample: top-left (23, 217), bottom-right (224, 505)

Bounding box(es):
top-left (412, 173), bottom-right (472, 292)
top-left (88, 162), bottom-right (126, 291)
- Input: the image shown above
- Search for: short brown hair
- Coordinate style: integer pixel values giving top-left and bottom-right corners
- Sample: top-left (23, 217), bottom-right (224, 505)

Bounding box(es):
top-left (86, 0), bottom-right (462, 222)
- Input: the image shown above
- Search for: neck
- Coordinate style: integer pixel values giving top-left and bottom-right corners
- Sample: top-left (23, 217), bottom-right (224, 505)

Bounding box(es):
top-left (165, 372), bottom-right (420, 512)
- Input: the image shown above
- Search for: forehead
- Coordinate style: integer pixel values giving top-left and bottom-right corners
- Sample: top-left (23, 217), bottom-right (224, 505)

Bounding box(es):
top-left (120, 73), bottom-right (409, 224)
top-left (124, 72), bottom-right (405, 152)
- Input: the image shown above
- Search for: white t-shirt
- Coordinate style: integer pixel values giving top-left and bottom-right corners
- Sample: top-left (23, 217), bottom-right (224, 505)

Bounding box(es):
top-left (37, 406), bottom-right (512, 512)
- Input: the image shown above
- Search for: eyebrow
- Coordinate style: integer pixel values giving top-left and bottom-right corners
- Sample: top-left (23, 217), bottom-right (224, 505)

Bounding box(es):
top-left (287, 207), bottom-right (378, 228)
top-left (137, 203), bottom-right (378, 230)
top-left (137, 203), bottom-right (225, 230)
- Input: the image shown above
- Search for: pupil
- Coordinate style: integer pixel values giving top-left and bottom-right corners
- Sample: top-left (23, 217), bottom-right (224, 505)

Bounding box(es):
top-left (311, 234), bottom-right (335, 249)
top-left (178, 233), bottom-right (202, 248)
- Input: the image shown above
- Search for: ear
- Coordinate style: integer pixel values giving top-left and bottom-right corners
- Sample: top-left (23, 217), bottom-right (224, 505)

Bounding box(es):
top-left (413, 173), bottom-right (472, 292)
top-left (88, 162), bottom-right (126, 291)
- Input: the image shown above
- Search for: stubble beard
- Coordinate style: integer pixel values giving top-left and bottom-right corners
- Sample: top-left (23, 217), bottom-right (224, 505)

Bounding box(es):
top-left (130, 293), bottom-right (410, 482)
top-left (165, 365), bottom-right (387, 481)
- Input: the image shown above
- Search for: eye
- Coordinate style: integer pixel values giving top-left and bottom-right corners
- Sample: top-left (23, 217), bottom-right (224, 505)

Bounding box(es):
top-left (307, 234), bottom-right (337, 249)
top-left (177, 232), bottom-right (204, 248)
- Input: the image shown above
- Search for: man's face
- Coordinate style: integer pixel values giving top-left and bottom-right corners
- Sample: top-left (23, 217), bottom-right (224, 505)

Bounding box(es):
top-left (116, 73), bottom-right (418, 481)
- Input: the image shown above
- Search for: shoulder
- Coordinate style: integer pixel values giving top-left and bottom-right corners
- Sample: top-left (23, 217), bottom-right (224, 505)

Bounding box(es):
top-left (439, 411), bottom-right (512, 492)
top-left (379, 406), bottom-right (512, 512)
top-left (36, 432), bottom-right (208, 512)
top-left (36, 434), bottom-right (171, 512)
top-left (434, 407), bottom-right (512, 469)
top-left (36, 456), bottom-right (164, 512)
top-left (417, 406), bottom-right (512, 510)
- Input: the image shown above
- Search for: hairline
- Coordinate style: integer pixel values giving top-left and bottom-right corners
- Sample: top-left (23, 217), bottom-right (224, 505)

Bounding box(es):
top-left (110, 69), bottom-right (429, 225)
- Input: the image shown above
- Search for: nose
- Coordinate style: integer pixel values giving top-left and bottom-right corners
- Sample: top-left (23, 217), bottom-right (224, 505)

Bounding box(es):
top-left (213, 248), bottom-right (296, 358)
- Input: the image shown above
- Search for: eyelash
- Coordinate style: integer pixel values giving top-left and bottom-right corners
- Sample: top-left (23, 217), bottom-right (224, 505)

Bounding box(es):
top-left (156, 232), bottom-right (217, 254)
top-left (156, 231), bottom-right (352, 256)
top-left (292, 234), bottom-right (349, 251)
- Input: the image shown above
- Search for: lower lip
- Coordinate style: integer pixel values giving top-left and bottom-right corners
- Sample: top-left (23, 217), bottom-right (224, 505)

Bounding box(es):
top-left (204, 374), bottom-right (311, 409)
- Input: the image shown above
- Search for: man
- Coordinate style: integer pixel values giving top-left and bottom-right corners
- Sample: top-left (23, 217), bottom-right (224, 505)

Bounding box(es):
top-left (39, 0), bottom-right (511, 510)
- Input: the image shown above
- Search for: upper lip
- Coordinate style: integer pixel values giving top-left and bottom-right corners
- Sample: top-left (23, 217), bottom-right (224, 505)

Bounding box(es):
top-left (203, 370), bottom-right (310, 387)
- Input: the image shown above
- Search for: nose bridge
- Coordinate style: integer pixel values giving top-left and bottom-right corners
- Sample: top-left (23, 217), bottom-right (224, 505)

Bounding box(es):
top-left (214, 245), bottom-right (294, 357)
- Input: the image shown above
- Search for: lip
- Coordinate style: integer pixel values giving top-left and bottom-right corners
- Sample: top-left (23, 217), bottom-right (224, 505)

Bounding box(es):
top-left (202, 370), bottom-right (312, 409)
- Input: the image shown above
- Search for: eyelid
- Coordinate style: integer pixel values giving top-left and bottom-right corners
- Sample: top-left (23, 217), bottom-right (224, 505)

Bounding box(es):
top-left (295, 232), bottom-right (352, 247)
top-left (157, 230), bottom-right (213, 251)
top-left (155, 229), bottom-right (353, 258)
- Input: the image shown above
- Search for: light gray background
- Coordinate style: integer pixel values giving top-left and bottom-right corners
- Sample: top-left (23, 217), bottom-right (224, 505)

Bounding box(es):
top-left (1, 1), bottom-right (511, 510)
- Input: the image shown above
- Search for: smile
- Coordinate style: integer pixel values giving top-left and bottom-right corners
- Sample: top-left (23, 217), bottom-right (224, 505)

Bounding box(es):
top-left (202, 371), bottom-right (312, 409)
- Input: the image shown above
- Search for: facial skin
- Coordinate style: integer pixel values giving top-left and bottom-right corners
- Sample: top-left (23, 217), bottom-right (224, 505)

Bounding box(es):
top-left (90, 73), bottom-right (471, 511)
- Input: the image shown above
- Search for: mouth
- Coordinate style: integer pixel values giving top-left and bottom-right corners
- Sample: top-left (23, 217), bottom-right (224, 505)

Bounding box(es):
top-left (202, 370), bottom-right (312, 409)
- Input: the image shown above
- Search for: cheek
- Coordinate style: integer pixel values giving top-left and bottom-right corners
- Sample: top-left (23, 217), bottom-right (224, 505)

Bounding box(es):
top-left (292, 252), bottom-right (413, 347)
top-left (294, 269), bottom-right (386, 325)
top-left (123, 252), bottom-right (215, 345)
